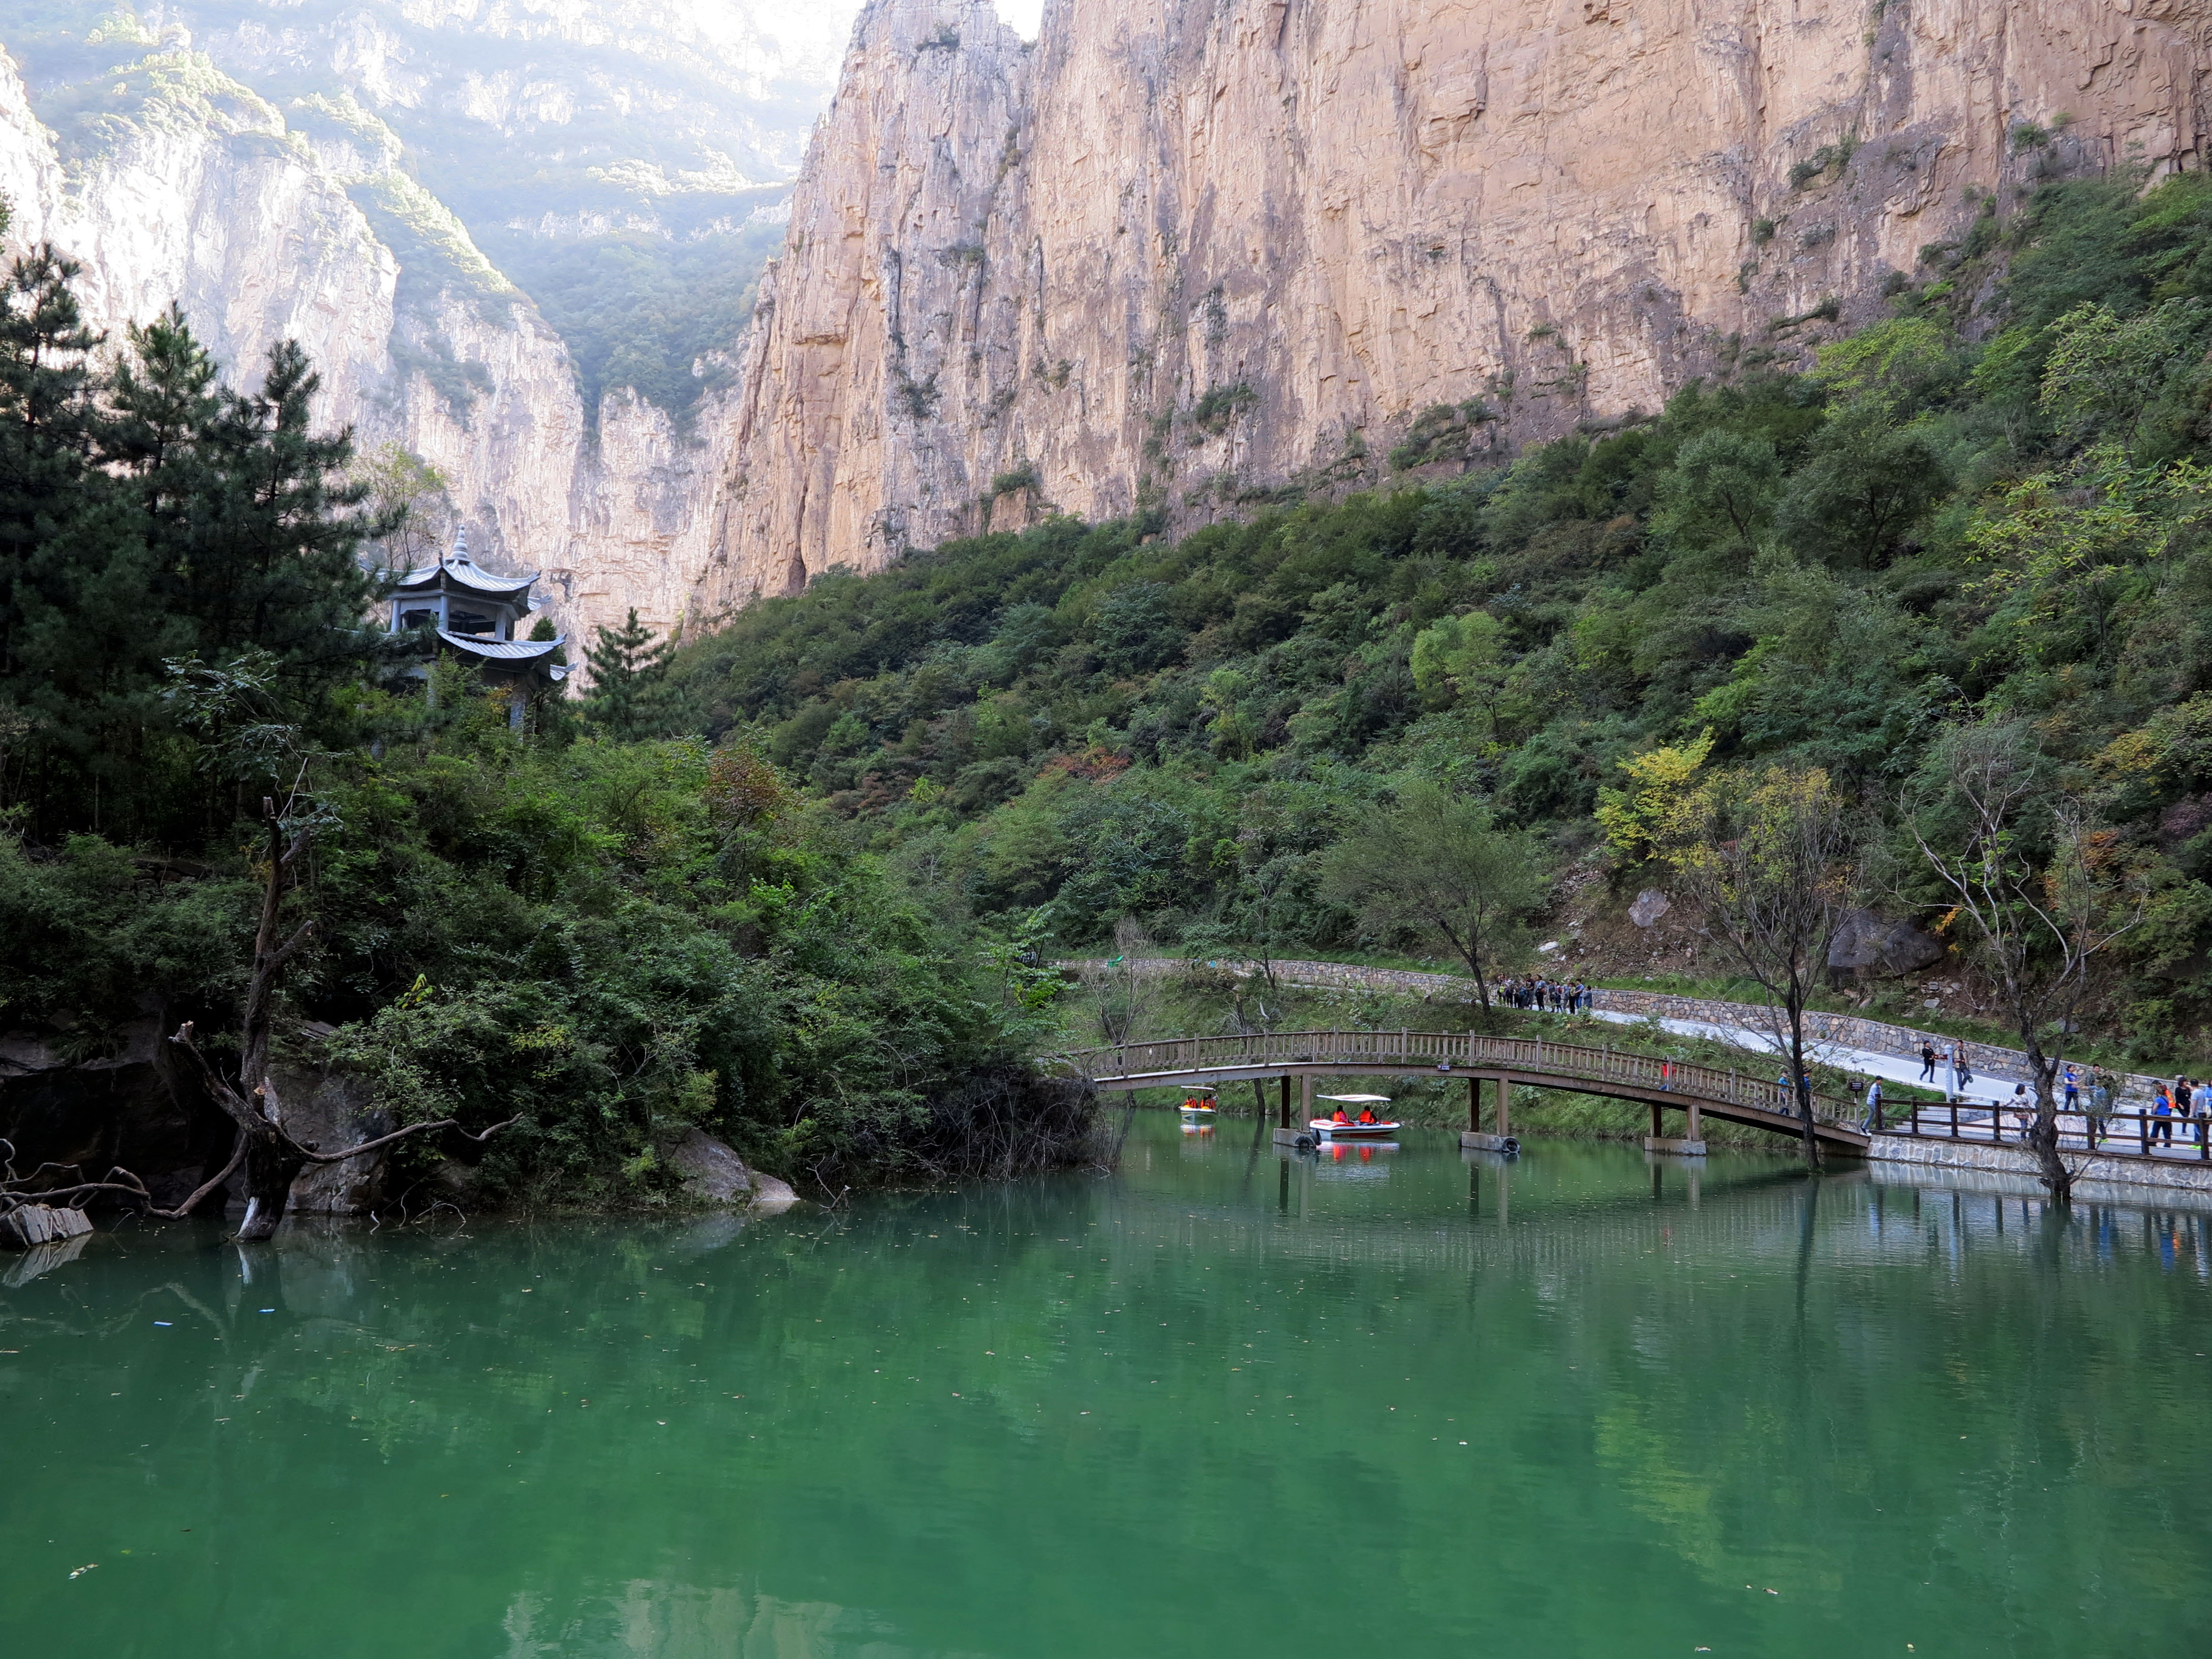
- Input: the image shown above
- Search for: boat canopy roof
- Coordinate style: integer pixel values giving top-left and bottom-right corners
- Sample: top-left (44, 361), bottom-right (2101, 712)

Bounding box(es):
top-left (1317, 1093), bottom-right (1392, 1103)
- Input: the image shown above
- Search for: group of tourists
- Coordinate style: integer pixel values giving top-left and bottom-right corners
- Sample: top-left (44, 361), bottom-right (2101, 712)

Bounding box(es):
top-left (1915, 1039), bottom-right (1988, 1102)
top-left (1896, 1043), bottom-right (2212, 1151)
top-left (2147, 1074), bottom-right (2207, 1146)
top-left (1499, 976), bottom-right (1592, 1013)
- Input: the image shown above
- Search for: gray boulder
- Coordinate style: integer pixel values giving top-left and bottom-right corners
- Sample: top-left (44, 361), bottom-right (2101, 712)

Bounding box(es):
top-left (1, 1201), bottom-right (94, 1250)
top-left (282, 1071), bottom-right (390, 1215)
top-left (1828, 908), bottom-right (1948, 978)
top-left (749, 1171), bottom-right (801, 1212)
top-left (665, 1128), bottom-right (798, 1210)
top-left (1628, 888), bottom-right (1672, 929)
top-left (667, 1127), bottom-right (753, 1202)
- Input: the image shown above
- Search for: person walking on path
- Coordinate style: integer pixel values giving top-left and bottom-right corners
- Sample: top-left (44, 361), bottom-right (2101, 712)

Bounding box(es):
top-left (1864, 1077), bottom-right (1885, 1132)
top-left (1944, 1043), bottom-right (1961, 1103)
top-left (2008, 1083), bottom-right (2034, 1142)
top-left (2088, 1074), bottom-right (2113, 1149)
top-left (1919, 1041), bottom-right (1938, 1083)
top-left (2153, 1084), bottom-right (2176, 1146)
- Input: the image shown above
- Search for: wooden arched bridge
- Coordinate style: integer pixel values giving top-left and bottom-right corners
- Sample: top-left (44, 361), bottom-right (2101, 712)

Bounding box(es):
top-left (1059, 1029), bottom-right (1871, 1154)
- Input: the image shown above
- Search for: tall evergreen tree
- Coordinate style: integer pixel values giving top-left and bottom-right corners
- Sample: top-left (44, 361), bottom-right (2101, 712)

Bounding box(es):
top-left (0, 237), bottom-right (162, 828)
top-left (168, 337), bottom-right (387, 689)
top-left (0, 232), bottom-right (395, 837)
top-left (0, 238), bottom-right (108, 689)
top-left (581, 607), bottom-right (674, 740)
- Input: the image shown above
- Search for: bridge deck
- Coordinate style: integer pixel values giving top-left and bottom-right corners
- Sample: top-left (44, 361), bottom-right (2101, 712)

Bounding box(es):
top-left (1062, 1029), bottom-right (1868, 1151)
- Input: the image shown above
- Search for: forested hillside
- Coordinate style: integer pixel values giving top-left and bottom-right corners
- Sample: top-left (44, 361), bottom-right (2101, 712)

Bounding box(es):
top-left (661, 174), bottom-right (2212, 1065)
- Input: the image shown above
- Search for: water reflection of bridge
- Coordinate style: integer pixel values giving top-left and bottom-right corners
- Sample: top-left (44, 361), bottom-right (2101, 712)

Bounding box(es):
top-left (1100, 1138), bottom-right (2212, 1283)
top-left (1066, 1029), bottom-right (1871, 1154)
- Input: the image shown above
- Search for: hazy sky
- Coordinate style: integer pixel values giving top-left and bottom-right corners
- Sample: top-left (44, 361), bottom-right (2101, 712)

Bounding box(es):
top-left (740, 2), bottom-right (1042, 78)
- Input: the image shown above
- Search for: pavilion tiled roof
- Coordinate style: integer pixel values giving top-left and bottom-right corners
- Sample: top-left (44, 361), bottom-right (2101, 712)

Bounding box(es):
top-left (435, 630), bottom-right (566, 661)
top-left (392, 528), bottom-right (538, 598)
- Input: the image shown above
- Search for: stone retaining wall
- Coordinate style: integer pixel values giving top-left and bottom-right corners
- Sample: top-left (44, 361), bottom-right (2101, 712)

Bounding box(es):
top-left (1866, 1133), bottom-right (2212, 1200)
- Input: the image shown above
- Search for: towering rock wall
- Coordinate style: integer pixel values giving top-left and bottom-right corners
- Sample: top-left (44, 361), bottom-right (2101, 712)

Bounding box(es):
top-left (706, 0), bottom-right (2212, 609)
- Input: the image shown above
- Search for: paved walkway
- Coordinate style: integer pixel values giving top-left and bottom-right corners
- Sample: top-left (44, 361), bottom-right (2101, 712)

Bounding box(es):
top-left (1577, 1006), bottom-right (2022, 1106)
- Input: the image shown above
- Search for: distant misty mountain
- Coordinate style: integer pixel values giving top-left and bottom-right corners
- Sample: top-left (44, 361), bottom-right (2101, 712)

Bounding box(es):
top-left (9, 0), bottom-right (866, 418)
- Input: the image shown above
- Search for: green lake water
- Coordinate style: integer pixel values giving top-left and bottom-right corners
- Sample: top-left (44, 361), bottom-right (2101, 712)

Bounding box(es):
top-left (6, 1115), bottom-right (2212, 1657)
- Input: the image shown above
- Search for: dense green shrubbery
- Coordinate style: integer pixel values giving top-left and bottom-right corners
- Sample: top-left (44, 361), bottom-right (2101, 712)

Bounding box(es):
top-left (659, 172), bottom-right (2212, 1062)
top-left (0, 222), bottom-right (1079, 1201)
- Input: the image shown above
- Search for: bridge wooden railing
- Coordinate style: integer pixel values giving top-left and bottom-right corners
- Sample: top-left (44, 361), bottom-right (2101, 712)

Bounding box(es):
top-left (1058, 1028), bottom-right (1862, 1132)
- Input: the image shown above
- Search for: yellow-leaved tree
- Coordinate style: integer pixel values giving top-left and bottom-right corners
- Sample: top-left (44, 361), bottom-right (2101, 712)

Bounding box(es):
top-left (1593, 727), bottom-right (1716, 865)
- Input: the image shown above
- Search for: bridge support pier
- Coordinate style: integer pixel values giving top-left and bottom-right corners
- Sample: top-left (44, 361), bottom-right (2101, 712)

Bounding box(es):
top-left (1273, 1072), bottom-right (1314, 1146)
top-left (1462, 1076), bottom-right (1517, 1153)
top-left (1645, 1095), bottom-right (1707, 1156)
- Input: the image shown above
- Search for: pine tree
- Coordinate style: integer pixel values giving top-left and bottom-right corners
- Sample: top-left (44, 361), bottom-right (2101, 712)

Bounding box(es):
top-left (0, 240), bottom-right (163, 830)
top-left (581, 608), bottom-right (673, 740)
top-left (170, 337), bottom-right (387, 689)
top-left (0, 241), bottom-right (108, 688)
top-left (0, 246), bottom-right (398, 837)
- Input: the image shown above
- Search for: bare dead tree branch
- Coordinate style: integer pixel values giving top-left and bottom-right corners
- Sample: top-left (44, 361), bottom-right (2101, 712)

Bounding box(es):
top-left (296, 1117), bottom-right (517, 1164)
top-left (1670, 765), bottom-right (1859, 1171)
top-left (1906, 722), bottom-right (2143, 1202)
top-left (143, 1132), bottom-right (247, 1220)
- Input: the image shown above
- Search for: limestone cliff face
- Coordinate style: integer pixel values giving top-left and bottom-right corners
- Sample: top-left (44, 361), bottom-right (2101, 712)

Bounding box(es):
top-left (0, 48), bottom-right (727, 653)
top-left (708, 0), bottom-right (2212, 606)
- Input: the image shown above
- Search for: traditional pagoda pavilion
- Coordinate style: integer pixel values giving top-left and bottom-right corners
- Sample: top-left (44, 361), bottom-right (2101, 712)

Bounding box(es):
top-left (387, 529), bottom-right (569, 717)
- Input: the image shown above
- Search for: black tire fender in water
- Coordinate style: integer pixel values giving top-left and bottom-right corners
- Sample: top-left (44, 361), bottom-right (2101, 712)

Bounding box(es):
top-left (1500, 1136), bottom-right (1521, 1156)
top-left (1294, 1133), bottom-right (1317, 1152)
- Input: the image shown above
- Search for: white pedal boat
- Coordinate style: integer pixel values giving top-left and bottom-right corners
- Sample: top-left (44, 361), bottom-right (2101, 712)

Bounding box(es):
top-left (1311, 1093), bottom-right (1398, 1138)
